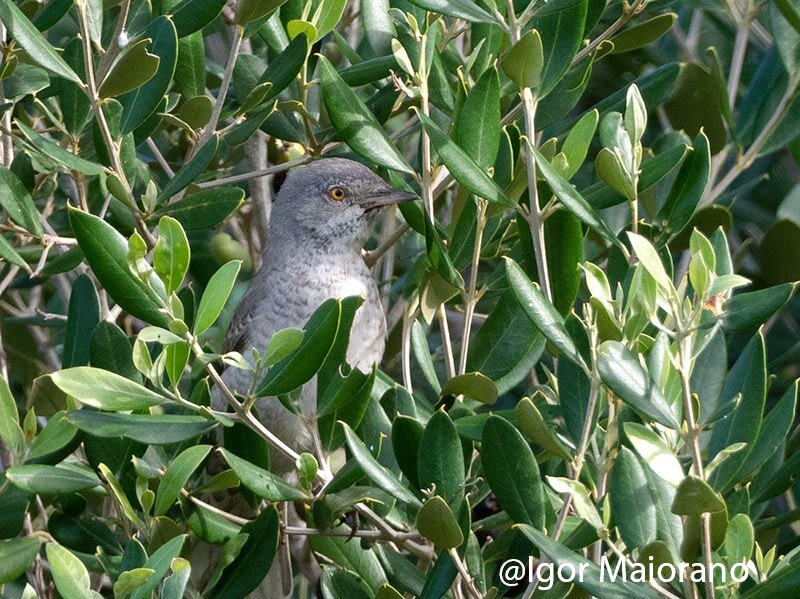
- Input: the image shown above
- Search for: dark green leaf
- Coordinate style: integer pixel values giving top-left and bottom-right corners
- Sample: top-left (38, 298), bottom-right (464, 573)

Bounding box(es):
top-left (480, 415), bottom-right (546, 528)
top-left (152, 186), bottom-right (244, 230)
top-left (671, 476), bottom-right (726, 515)
top-left (0, 0), bottom-right (81, 82)
top-left (416, 496), bottom-right (464, 548)
top-left (0, 166), bottom-right (42, 235)
top-left (69, 208), bottom-right (170, 327)
top-left (531, 0), bottom-right (588, 96)
top-left (610, 13), bottom-right (677, 54)
top-left (119, 17), bottom-right (178, 133)
top-left (319, 56), bottom-right (412, 174)
top-left (159, 135), bottom-right (218, 201)
top-left (6, 464), bottom-right (100, 494)
top-left (456, 67), bottom-right (500, 170)
top-left (99, 38), bottom-right (160, 98)
top-left (219, 448), bottom-right (310, 501)
top-left (155, 445), bottom-right (212, 516)
top-left (256, 298), bottom-right (345, 396)
top-left (169, 0), bottom-right (227, 37)
top-left (67, 411), bottom-right (217, 444)
top-left (659, 131), bottom-right (711, 238)
top-left (16, 121), bottom-right (105, 175)
top-left (505, 257), bottom-right (583, 365)
top-left (342, 422), bottom-right (421, 507)
top-left (417, 410), bottom-right (465, 504)
top-left (722, 283), bottom-right (795, 331)
top-left (597, 341), bottom-right (680, 428)
top-left (0, 537), bottom-right (42, 584)
top-left (62, 275), bottom-right (100, 369)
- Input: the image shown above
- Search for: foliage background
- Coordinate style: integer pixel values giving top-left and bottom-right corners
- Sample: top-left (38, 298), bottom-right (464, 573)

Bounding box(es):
top-left (0, 0), bottom-right (800, 597)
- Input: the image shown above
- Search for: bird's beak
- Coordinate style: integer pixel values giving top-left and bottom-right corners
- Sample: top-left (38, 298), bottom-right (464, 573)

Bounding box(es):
top-left (360, 189), bottom-right (418, 211)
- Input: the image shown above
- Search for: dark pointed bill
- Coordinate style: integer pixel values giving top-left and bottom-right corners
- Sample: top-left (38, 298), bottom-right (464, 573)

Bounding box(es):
top-left (360, 189), bottom-right (418, 211)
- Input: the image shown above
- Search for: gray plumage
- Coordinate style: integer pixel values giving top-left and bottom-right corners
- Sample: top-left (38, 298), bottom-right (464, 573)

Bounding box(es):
top-left (213, 158), bottom-right (415, 471)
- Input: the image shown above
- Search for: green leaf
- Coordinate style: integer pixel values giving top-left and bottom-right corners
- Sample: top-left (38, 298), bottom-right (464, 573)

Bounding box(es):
top-left (114, 568), bottom-right (156, 597)
top-left (708, 334), bottom-right (766, 489)
top-left (723, 283), bottom-right (796, 331)
top-left (118, 16), bottom-right (178, 133)
top-left (90, 322), bottom-right (139, 381)
top-left (162, 557), bottom-right (191, 599)
top-left (517, 524), bottom-right (660, 598)
top-left (480, 415), bottom-right (546, 528)
top-left (623, 422), bottom-right (683, 487)
top-left (194, 260), bottom-right (241, 334)
top-left (561, 109), bottom-right (598, 179)
top-left (597, 341), bottom-right (680, 429)
top-left (501, 29), bottom-right (543, 91)
top-left (529, 141), bottom-right (620, 246)
top-left (0, 376), bottom-right (24, 454)
top-left (466, 291), bottom-right (546, 394)
top-left (610, 13), bottom-right (677, 54)
top-left (0, 166), bottom-right (42, 235)
top-left (263, 327), bottom-right (305, 365)
top-left (154, 216), bottom-right (191, 294)
top-left (16, 121), bottom-right (104, 175)
top-left (416, 496), bottom-right (464, 548)
top-left (723, 513), bottom-right (754, 567)
top-left (153, 186), bottom-right (244, 230)
top-left (530, 0), bottom-right (588, 96)
top-left (50, 366), bottom-right (167, 410)
top-left (169, 0), bottom-right (227, 37)
top-left (407, 0), bottom-right (495, 23)
top-left (6, 464), bottom-right (100, 494)
top-left (417, 410), bottom-right (465, 504)
top-left (67, 411), bottom-right (217, 444)
top-left (319, 56), bottom-right (412, 174)
top-left (505, 257), bottom-right (583, 365)
top-left (456, 67), bottom-right (500, 170)
top-left (664, 62), bottom-right (727, 155)
top-left (341, 422), bottom-right (421, 507)
top-left (516, 397), bottom-right (572, 460)
top-left (627, 232), bottom-right (674, 292)
top-left (312, 0), bottom-right (347, 41)
top-left (211, 507), bottom-right (280, 598)
top-left (440, 372), bottom-right (498, 405)
top-left (46, 543), bottom-right (102, 599)
top-left (62, 275), bottom-right (100, 368)
top-left (418, 113), bottom-right (516, 208)
top-left (659, 132), bottom-right (711, 238)
top-left (585, 143), bottom-right (688, 209)
top-left (0, 0), bottom-right (81, 82)
top-left (235, 0), bottom-right (286, 25)
top-left (99, 38), bottom-right (160, 98)
top-left (257, 298), bottom-right (354, 397)
top-left (671, 476), bottom-right (726, 515)
top-left (737, 381), bottom-right (797, 481)
top-left (0, 537), bottom-right (42, 584)
top-left (547, 476), bottom-right (602, 530)
top-left (69, 208), bottom-right (170, 328)
top-left (0, 234), bottom-right (29, 271)
top-left (131, 535), bottom-right (186, 599)
top-left (158, 135), bottom-right (218, 201)
top-left (609, 447), bottom-right (657, 550)
top-left (154, 445), bottom-right (212, 516)
top-left (258, 33), bottom-right (308, 100)
top-left (595, 147), bottom-right (634, 200)
top-left (220, 448), bottom-right (310, 501)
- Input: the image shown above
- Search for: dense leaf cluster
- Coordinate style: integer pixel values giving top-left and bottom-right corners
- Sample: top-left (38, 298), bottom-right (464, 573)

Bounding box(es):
top-left (0, 0), bottom-right (799, 598)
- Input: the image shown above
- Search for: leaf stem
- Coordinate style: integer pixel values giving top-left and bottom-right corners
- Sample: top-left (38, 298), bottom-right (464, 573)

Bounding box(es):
top-left (458, 200), bottom-right (487, 374)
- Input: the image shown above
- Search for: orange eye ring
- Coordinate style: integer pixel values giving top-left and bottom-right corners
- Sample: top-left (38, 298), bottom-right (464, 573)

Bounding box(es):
top-left (329, 187), bottom-right (346, 201)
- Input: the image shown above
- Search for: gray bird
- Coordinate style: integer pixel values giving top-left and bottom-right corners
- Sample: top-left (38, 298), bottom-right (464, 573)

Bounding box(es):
top-left (215, 158), bottom-right (416, 471)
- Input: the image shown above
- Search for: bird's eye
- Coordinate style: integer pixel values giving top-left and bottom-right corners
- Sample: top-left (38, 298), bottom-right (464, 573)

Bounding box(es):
top-left (329, 187), bottom-right (346, 201)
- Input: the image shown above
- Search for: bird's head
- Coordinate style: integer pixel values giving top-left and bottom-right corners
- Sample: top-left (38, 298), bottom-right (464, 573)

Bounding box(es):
top-left (270, 158), bottom-right (417, 249)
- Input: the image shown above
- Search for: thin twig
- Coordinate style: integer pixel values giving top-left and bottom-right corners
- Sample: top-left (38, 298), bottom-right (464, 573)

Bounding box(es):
top-left (196, 156), bottom-right (312, 188)
top-left (196, 24), bottom-right (244, 152)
